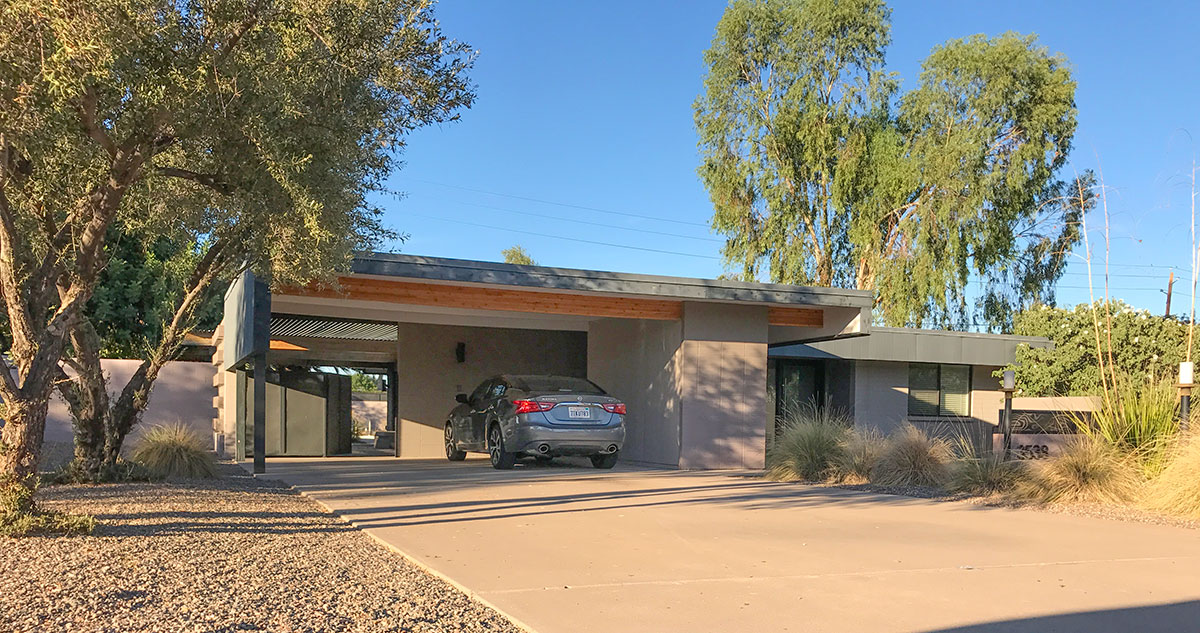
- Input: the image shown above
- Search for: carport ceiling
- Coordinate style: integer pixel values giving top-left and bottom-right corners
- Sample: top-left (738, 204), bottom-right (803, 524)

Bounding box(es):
top-left (270, 314), bottom-right (398, 341)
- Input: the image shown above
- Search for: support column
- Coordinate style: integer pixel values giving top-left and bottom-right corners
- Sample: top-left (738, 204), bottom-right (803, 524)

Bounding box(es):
top-left (252, 354), bottom-right (266, 474)
top-left (388, 362), bottom-right (400, 458)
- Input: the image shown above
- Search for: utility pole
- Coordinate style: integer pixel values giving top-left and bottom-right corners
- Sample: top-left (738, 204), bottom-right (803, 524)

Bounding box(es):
top-left (1165, 271), bottom-right (1175, 317)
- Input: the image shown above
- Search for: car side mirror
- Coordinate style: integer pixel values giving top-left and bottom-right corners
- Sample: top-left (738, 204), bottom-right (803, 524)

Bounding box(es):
top-left (455, 393), bottom-right (469, 404)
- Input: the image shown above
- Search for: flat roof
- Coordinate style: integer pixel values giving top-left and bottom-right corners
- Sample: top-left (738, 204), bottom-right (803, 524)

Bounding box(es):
top-left (351, 253), bottom-right (875, 309)
top-left (770, 326), bottom-right (1052, 367)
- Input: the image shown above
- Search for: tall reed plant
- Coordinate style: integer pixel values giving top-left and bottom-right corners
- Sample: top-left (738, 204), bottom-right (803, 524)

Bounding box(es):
top-left (1076, 379), bottom-right (1179, 476)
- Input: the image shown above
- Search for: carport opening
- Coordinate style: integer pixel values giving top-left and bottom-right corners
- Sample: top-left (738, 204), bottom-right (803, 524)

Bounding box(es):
top-left (254, 312), bottom-right (594, 460)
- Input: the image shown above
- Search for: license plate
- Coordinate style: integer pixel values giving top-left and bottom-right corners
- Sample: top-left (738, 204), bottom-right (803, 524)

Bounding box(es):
top-left (567, 406), bottom-right (591, 419)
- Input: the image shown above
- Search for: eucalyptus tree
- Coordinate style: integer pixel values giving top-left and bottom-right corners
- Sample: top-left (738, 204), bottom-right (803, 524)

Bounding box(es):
top-left (0, 0), bottom-right (474, 489)
top-left (695, 0), bottom-right (1084, 328)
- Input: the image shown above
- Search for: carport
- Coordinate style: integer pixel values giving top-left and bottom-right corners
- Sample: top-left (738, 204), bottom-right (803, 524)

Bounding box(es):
top-left (213, 254), bottom-right (873, 472)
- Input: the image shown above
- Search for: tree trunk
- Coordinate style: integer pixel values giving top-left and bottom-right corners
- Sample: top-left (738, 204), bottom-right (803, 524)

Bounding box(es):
top-left (0, 397), bottom-right (51, 486)
top-left (56, 319), bottom-right (111, 480)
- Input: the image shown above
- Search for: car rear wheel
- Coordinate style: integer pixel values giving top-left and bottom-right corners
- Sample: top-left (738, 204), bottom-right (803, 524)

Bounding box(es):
top-left (488, 424), bottom-right (516, 470)
top-left (445, 423), bottom-right (466, 461)
top-left (590, 451), bottom-right (619, 469)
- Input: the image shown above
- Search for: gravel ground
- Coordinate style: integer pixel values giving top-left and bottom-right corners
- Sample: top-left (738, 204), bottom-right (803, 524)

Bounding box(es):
top-left (0, 464), bottom-right (522, 633)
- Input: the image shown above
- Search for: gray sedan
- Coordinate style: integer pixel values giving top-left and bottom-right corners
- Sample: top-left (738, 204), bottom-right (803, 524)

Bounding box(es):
top-left (445, 374), bottom-right (626, 469)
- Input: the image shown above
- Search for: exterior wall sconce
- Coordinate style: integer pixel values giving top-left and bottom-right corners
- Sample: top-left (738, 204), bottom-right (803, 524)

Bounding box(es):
top-left (455, 342), bottom-right (466, 364)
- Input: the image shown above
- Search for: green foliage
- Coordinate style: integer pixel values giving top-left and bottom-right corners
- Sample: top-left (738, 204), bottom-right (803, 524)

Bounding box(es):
top-left (130, 423), bottom-right (217, 480)
top-left (1080, 379), bottom-right (1180, 477)
top-left (88, 223), bottom-right (225, 357)
top-left (2, 0), bottom-right (475, 294)
top-left (766, 405), bottom-right (852, 481)
top-left (695, 0), bottom-right (1083, 328)
top-left (1146, 433), bottom-right (1200, 518)
top-left (350, 372), bottom-right (383, 393)
top-left (1007, 301), bottom-right (1193, 396)
top-left (501, 245), bottom-right (537, 266)
top-left (1, 477), bottom-right (95, 537)
top-left (1017, 438), bottom-right (1141, 504)
top-left (872, 424), bottom-right (951, 487)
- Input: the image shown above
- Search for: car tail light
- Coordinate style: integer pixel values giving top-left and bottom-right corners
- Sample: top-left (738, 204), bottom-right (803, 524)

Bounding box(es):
top-left (602, 403), bottom-right (626, 415)
top-left (512, 400), bottom-right (554, 414)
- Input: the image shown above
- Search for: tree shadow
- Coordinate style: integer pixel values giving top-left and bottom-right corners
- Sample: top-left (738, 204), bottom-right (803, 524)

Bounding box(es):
top-left (918, 600), bottom-right (1200, 633)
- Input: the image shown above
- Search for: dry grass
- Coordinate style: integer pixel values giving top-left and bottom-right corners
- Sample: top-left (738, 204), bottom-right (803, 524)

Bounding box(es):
top-left (872, 424), bottom-right (952, 488)
top-left (131, 423), bottom-right (217, 480)
top-left (831, 428), bottom-right (885, 484)
top-left (766, 405), bottom-right (851, 482)
top-left (1145, 433), bottom-right (1200, 517)
top-left (950, 455), bottom-right (1028, 495)
top-left (1017, 438), bottom-right (1142, 505)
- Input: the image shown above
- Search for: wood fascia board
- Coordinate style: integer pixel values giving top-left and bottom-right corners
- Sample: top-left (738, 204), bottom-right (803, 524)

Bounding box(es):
top-left (278, 277), bottom-right (684, 321)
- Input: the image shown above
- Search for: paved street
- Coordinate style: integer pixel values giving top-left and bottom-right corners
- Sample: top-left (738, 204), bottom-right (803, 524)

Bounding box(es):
top-left (264, 457), bottom-right (1200, 633)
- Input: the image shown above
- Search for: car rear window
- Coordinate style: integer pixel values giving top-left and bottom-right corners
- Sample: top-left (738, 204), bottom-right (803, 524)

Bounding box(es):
top-left (512, 375), bottom-right (606, 394)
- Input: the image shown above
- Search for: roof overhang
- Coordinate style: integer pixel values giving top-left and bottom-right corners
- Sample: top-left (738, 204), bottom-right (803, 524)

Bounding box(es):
top-left (770, 326), bottom-right (1052, 367)
top-left (272, 253), bottom-right (874, 335)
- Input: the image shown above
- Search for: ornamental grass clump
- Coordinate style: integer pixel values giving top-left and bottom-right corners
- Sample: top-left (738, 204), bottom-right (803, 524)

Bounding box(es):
top-left (131, 423), bottom-right (217, 480)
top-left (1018, 438), bottom-right (1141, 505)
top-left (766, 404), bottom-right (851, 482)
top-left (949, 454), bottom-right (1028, 495)
top-left (946, 435), bottom-right (1028, 495)
top-left (1145, 433), bottom-right (1200, 517)
top-left (830, 428), bottom-right (885, 484)
top-left (872, 424), bottom-right (952, 488)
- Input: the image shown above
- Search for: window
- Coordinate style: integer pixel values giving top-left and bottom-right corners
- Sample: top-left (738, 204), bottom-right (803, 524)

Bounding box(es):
top-left (908, 364), bottom-right (970, 417)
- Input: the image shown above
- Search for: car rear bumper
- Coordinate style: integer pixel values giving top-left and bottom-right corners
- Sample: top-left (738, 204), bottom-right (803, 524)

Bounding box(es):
top-left (511, 423), bottom-right (625, 457)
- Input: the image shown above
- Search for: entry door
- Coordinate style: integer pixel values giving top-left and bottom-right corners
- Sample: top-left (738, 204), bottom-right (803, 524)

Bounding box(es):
top-left (775, 360), bottom-right (824, 432)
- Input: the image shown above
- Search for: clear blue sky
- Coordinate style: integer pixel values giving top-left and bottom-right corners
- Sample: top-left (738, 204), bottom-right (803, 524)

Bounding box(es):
top-left (382, 0), bottom-right (1200, 318)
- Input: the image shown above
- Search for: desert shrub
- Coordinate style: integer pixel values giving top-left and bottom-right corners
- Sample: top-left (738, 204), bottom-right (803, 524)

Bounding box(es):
top-left (949, 455), bottom-right (1028, 495)
top-left (43, 458), bottom-right (156, 485)
top-left (830, 428), bottom-right (885, 484)
top-left (872, 424), bottom-right (952, 488)
top-left (131, 423), bottom-right (217, 480)
top-left (945, 434), bottom-right (1028, 495)
top-left (1145, 433), bottom-right (1200, 517)
top-left (1080, 379), bottom-right (1179, 476)
top-left (766, 405), bottom-right (851, 482)
top-left (1, 478), bottom-right (95, 537)
top-left (1017, 438), bottom-right (1142, 504)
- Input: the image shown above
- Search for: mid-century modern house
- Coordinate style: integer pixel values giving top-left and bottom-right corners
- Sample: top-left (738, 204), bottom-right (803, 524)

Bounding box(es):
top-left (211, 253), bottom-right (1050, 471)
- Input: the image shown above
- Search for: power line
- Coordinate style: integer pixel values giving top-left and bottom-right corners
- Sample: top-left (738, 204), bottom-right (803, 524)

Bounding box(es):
top-left (455, 200), bottom-right (724, 243)
top-left (408, 212), bottom-right (722, 261)
top-left (402, 177), bottom-right (712, 228)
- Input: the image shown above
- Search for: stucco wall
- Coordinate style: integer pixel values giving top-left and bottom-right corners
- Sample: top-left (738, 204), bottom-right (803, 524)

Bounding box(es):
top-left (394, 323), bottom-right (588, 457)
top-left (853, 361), bottom-right (910, 435)
top-left (678, 302), bottom-right (768, 469)
top-left (41, 359), bottom-right (217, 468)
top-left (588, 318), bottom-right (682, 467)
top-left (852, 361), bottom-right (1006, 451)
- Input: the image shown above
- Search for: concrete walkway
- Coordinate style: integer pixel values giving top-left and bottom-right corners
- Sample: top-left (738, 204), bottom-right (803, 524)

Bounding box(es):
top-left (262, 457), bottom-right (1200, 633)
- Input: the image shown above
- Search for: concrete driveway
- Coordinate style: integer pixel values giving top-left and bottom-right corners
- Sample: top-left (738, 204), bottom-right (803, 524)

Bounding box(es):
top-left (263, 457), bottom-right (1200, 633)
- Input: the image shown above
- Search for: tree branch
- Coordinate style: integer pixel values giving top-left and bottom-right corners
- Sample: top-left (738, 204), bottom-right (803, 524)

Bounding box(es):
top-left (77, 85), bottom-right (117, 158)
top-left (156, 167), bottom-right (234, 195)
